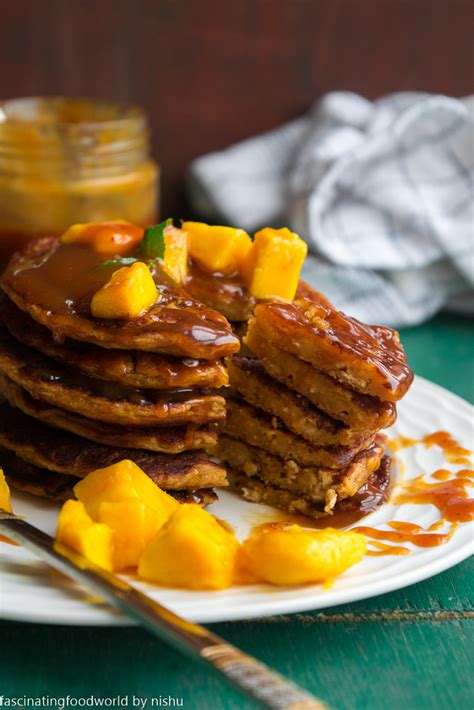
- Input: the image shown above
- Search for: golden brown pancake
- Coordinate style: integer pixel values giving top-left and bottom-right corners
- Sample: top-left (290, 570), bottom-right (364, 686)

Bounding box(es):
top-left (2, 236), bottom-right (240, 359)
top-left (0, 330), bottom-right (225, 426)
top-left (0, 404), bottom-right (227, 490)
top-left (0, 293), bottom-right (228, 390)
top-left (249, 300), bottom-right (413, 401)
top-left (184, 263), bottom-right (256, 322)
top-left (1, 447), bottom-right (219, 506)
top-left (245, 325), bottom-right (396, 429)
top-left (223, 398), bottom-right (376, 468)
top-left (227, 455), bottom-right (391, 520)
top-left (0, 373), bottom-right (217, 452)
top-left (227, 357), bottom-right (374, 446)
top-left (1, 447), bottom-right (77, 501)
top-left (215, 435), bottom-right (385, 505)
top-left (184, 269), bottom-right (334, 323)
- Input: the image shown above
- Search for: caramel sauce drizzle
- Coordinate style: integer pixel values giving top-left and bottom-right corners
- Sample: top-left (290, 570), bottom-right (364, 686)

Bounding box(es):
top-left (356, 519), bottom-right (458, 551)
top-left (366, 430), bottom-right (473, 556)
top-left (366, 541), bottom-right (410, 557)
top-left (389, 430), bottom-right (472, 466)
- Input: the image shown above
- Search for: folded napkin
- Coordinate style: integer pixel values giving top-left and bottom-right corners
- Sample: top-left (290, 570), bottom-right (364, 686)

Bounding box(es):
top-left (188, 92), bottom-right (474, 327)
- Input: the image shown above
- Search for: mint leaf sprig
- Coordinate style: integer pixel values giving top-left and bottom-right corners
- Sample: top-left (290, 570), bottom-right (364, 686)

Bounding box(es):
top-left (100, 218), bottom-right (171, 269)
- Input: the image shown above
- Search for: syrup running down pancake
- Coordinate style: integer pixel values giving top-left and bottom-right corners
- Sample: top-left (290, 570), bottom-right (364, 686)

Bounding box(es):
top-left (0, 293), bottom-right (228, 390)
top-left (250, 299), bottom-right (413, 401)
top-left (2, 236), bottom-right (240, 358)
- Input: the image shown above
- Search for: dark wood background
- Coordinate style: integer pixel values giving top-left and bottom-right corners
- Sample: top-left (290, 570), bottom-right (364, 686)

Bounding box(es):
top-left (1, 0), bottom-right (473, 215)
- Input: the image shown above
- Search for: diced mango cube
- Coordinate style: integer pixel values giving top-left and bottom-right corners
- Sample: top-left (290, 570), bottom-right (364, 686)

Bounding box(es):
top-left (240, 525), bottom-right (366, 586)
top-left (138, 504), bottom-right (239, 590)
top-left (55, 500), bottom-right (113, 571)
top-left (0, 467), bottom-right (11, 512)
top-left (60, 221), bottom-right (144, 256)
top-left (98, 499), bottom-right (164, 571)
top-left (160, 225), bottom-right (189, 284)
top-left (74, 459), bottom-right (179, 522)
top-left (90, 261), bottom-right (158, 319)
top-left (246, 227), bottom-right (307, 301)
top-left (183, 221), bottom-right (252, 275)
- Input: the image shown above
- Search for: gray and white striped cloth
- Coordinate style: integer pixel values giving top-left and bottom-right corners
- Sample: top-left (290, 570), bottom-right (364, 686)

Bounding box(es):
top-left (187, 92), bottom-right (474, 327)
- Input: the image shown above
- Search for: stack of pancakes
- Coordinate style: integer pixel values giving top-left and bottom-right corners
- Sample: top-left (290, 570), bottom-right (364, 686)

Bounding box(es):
top-left (218, 294), bottom-right (414, 519)
top-left (0, 236), bottom-right (240, 504)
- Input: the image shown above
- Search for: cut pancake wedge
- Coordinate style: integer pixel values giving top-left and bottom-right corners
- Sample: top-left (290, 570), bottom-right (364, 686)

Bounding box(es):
top-left (227, 455), bottom-right (391, 520)
top-left (216, 435), bottom-right (386, 506)
top-left (250, 301), bottom-right (413, 401)
top-left (223, 398), bottom-right (376, 468)
top-left (227, 357), bottom-right (374, 446)
top-left (245, 323), bottom-right (396, 429)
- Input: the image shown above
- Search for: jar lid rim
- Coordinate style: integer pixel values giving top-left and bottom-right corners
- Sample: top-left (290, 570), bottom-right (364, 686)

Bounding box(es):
top-left (0, 97), bottom-right (147, 130)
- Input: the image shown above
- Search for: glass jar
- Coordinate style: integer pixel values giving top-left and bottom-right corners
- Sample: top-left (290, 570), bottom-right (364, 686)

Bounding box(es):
top-left (0, 97), bottom-right (158, 261)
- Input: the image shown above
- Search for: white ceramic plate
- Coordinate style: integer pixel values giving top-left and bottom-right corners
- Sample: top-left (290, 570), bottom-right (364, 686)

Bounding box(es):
top-left (0, 375), bottom-right (472, 625)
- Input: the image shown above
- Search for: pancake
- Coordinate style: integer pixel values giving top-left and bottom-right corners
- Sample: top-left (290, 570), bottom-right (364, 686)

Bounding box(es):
top-left (227, 357), bottom-right (374, 446)
top-left (249, 300), bottom-right (414, 401)
top-left (1, 447), bottom-right (77, 501)
top-left (215, 435), bottom-right (385, 505)
top-left (0, 404), bottom-right (227, 490)
top-left (227, 455), bottom-right (391, 520)
top-left (0, 373), bottom-right (217, 452)
top-left (0, 293), bottom-right (228, 390)
top-left (1, 447), bottom-right (218, 506)
top-left (184, 268), bottom-right (334, 323)
top-left (0, 330), bottom-right (226, 426)
top-left (184, 263), bottom-right (256, 322)
top-left (223, 398), bottom-right (376, 468)
top-left (2, 236), bottom-right (240, 359)
top-left (245, 324), bottom-right (396, 429)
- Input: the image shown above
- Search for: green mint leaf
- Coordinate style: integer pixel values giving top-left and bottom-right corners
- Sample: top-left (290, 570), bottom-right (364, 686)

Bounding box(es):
top-left (99, 257), bottom-right (138, 269)
top-left (137, 218), bottom-right (172, 261)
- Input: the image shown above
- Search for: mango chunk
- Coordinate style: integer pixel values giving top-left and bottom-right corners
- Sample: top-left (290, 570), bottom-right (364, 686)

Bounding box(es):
top-left (160, 225), bottom-right (189, 285)
top-left (60, 221), bottom-right (144, 256)
top-left (98, 499), bottom-right (164, 571)
top-left (183, 221), bottom-right (252, 275)
top-left (240, 525), bottom-right (366, 586)
top-left (246, 227), bottom-right (307, 301)
top-left (138, 504), bottom-right (239, 590)
top-left (55, 500), bottom-right (113, 571)
top-left (0, 467), bottom-right (11, 512)
top-left (90, 261), bottom-right (158, 319)
top-left (74, 459), bottom-right (179, 522)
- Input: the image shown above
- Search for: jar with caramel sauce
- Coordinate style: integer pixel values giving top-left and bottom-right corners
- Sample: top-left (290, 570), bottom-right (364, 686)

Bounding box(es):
top-left (0, 97), bottom-right (158, 262)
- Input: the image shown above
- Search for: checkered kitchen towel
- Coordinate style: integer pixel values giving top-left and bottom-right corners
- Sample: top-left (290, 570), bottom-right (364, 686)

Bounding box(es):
top-left (188, 92), bottom-right (474, 327)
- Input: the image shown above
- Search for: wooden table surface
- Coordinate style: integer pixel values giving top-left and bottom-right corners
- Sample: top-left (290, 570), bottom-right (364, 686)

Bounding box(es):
top-left (0, 313), bottom-right (472, 710)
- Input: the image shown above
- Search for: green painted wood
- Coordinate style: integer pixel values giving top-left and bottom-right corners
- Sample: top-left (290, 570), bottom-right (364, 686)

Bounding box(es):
top-left (399, 314), bottom-right (474, 403)
top-left (0, 313), bottom-right (472, 709)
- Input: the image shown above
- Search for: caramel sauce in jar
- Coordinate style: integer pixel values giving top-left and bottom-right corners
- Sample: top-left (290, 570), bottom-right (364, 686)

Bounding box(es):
top-left (0, 97), bottom-right (158, 263)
